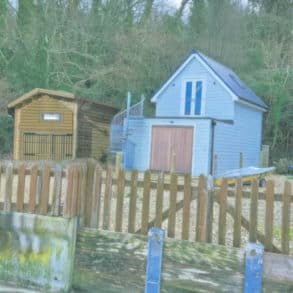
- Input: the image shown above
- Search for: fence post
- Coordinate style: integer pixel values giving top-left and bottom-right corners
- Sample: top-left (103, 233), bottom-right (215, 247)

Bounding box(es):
top-left (145, 227), bottom-right (165, 293)
top-left (206, 174), bottom-right (214, 243)
top-left (244, 242), bottom-right (264, 293)
top-left (52, 164), bottom-right (62, 216)
top-left (170, 152), bottom-right (176, 174)
top-left (141, 170), bottom-right (151, 235)
top-left (239, 152), bottom-right (243, 168)
top-left (84, 159), bottom-right (96, 226)
top-left (260, 145), bottom-right (269, 167)
top-left (196, 175), bottom-right (208, 242)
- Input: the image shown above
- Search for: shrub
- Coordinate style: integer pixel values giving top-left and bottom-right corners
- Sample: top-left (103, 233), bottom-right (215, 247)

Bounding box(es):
top-left (0, 114), bottom-right (13, 154)
top-left (274, 158), bottom-right (291, 174)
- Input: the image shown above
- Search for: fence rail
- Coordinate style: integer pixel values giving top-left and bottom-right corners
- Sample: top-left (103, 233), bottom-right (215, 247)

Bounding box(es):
top-left (0, 160), bottom-right (292, 254)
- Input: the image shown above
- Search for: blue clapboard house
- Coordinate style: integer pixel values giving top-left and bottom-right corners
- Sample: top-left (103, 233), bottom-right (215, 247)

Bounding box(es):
top-left (110, 50), bottom-right (267, 176)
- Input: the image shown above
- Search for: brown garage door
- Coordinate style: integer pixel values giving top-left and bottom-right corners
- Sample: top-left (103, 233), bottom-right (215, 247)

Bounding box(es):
top-left (150, 126), bottom-right (193, 173)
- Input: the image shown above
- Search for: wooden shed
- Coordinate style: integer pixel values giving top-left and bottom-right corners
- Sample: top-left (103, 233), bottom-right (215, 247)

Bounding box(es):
top-left (7, 88), bottom-right (118, 161)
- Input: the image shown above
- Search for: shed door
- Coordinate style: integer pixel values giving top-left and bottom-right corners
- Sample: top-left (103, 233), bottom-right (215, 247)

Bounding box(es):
top-left (23, 132), bottom-right (73, 160)
top-left (150, 126), bottom-right (193, 173)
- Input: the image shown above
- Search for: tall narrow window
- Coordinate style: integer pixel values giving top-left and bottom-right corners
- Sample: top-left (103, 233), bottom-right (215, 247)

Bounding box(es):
top-left (184, 81), bottom-right (192, 115)
top-left (182, 79), bottom-right (204, 116)
top-left (195, 81), bottom-right (202, 115)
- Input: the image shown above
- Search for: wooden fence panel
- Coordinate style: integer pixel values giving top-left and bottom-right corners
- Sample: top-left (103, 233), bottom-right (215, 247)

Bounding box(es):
top-left (233, 179), bottom-right (242, 247)
top-left (218, 178), bottom-right (228, 245)
top-left (64, 166), bottom-right (74, 218)
top-left (249, 179), bottom-right (258, 242)
top-left (90, 165), bottom-right (102, 228)
top-left (51, 164), bottom-right (62, 216)
top-left (282, 181), bottom-right (291, 254)
top-left (28, 164), bottom-right (38, 213)
top-left (39, 164), bottom-right (51, 215)
top-left (76, 166), bottom-right (82, 217)
top-left (0, 161), bottom-right (292, 255)
top-left (206, 177), bottom-right (214, 243)
top-left (265, 180), bottom-right (275, 251)
top-left (115, 168), bottom-right (125, 232)
top-left (128, 170), bottom-right (138, 233)
top-left (141, 171), bottom-right (151, 235)
top-left (71, 166), bottom-right (79, 217)
top-left (16, 164), bottom-right (26, 212)
top-left (103, 167), bottom-right (112, 230)
top-left (4, 163), bottom-right (13, 212)
top-left (196, 175), bottom-right (207, 242)
top-left (154, 173), bottom-right (164, 229)
top-left (182, 174), bottom-right (191, 240)
top-left (79, 165), bottom-right (87, 225)
top-left (84, 160), bottom-right (95, 226)
top-left (167, 173), bottom-right (177, 238)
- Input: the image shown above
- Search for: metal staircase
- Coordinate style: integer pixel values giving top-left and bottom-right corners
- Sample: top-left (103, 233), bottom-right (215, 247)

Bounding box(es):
top-left (110, 93), bottom-right (144, 155)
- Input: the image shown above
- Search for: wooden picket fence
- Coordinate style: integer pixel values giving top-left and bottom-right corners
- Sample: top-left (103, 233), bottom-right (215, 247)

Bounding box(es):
top-left (0, 159), bottom-right (292, 254)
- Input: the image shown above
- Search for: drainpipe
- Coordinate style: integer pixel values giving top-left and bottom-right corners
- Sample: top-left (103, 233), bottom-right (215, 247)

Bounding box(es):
top-left (209, 120), bottom-right (216, 176)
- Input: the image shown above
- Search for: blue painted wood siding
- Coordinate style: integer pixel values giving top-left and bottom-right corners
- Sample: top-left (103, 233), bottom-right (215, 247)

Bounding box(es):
top-left (155, 57), bottom-right (234, 120)
top-left (125, 118), bottom-right (149, 170)
top-left (126, 118), bottom-right (212, 176)
top-left (214, 103), bottom-right (263, 176)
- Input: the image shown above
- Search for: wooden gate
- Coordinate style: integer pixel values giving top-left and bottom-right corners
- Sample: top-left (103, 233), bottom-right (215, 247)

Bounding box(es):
top-left (150, 126), bottom-right (193, 173)
top-left (23, 132), bottom-right (73, 160)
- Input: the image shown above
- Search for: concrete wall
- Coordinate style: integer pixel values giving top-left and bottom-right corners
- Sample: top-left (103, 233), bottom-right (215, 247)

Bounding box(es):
top-left (73, 228), bottom-right (293, 292)
top-left (0, 212), bottom-right (77, 292)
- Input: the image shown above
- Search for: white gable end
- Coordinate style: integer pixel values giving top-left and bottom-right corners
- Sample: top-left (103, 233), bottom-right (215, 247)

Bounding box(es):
top-left (153, 54), bottom-right (236, 120)
top-left (151, 53), bottom-right (238, 103)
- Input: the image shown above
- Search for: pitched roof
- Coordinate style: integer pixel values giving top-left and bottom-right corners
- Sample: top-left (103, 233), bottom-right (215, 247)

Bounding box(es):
top-left (7, 88), bottom-right (119, 112)
top-left (151, 50), bottom-right (267, 110)
top-left (7, 88), bottom-right (75, 109)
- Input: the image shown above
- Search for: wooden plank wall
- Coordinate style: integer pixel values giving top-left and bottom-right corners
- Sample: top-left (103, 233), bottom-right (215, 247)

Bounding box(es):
top-left (15, 95), bottom-right (74, 160)
top-left (77, 101), bottom-right (117, 160)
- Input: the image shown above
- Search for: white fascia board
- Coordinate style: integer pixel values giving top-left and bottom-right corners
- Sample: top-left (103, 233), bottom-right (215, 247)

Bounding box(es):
top-left (195, 53), bottom-right (238, 102)
top-left (236, 99), bottom-right (267, 112)
top-left (151, 54), bottom-right (196, 103)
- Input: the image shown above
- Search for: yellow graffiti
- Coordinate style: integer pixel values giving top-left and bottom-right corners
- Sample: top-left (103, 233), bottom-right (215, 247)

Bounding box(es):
top-left (18, 249), bottom-right (52, 265)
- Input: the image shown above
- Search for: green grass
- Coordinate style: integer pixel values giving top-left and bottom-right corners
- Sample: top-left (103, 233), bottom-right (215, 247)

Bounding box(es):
top-left (273, 227), bottom-right (293, 241)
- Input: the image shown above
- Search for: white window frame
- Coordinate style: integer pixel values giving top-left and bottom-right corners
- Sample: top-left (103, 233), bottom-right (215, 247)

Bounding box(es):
top-left (41, 112), bottom-right (63, 122)
top-left (180, 77), bottom-right (206, 116)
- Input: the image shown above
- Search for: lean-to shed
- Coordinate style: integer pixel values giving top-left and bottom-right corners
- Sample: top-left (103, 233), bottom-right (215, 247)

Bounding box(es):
top-left (7, 88), bottom-right (118, 161)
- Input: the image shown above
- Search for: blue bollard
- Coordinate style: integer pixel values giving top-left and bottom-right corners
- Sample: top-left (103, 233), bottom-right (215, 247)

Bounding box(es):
top-left (244, 242), bottom-right (264, 293)
top-left (145, 227), bottom-right (165, 293)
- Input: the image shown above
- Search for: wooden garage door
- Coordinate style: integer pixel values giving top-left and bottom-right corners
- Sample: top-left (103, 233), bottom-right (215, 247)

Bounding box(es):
top-left (23, 132), bottom-right (73, 160)
top-left (150, 126), bottom-right (193, 173)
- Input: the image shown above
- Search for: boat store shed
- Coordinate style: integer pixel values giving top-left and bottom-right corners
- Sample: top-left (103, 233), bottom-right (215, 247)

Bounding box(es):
top-left (7, 88), bottom-right (118, 161)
